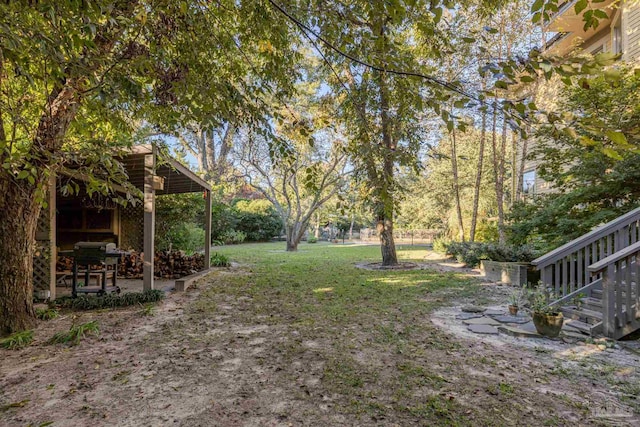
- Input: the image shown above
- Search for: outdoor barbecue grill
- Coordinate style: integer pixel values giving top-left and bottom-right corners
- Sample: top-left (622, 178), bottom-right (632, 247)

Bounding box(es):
top-left (71, 242), bottom-right (121, 297)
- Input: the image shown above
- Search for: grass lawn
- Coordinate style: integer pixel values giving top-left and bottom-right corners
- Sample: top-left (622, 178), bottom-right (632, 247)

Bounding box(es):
top-left (205, 242), bottom-right (481, 424)
top-left (211, 242), bottom-right (477, 330)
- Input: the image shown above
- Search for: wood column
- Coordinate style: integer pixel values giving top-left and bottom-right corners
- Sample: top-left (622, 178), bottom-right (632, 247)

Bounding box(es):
top-left (49, 174), bottom-right (57, 301)
top-left (204, 189), bottom-right (212, 269)
top-left (143, 149), bottom-right (156, 291)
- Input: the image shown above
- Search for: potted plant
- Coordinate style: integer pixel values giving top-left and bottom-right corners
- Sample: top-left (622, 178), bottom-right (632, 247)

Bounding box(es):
top-left (507, 285), bottom-right (526, 316)
top-left (529, 284), bottom-right (564, 337)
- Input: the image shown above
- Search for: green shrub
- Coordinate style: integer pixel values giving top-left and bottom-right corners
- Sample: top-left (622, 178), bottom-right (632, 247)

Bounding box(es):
top-left (211, 252), bottom-right (231, 267)
top-left (156, 193), bottom-right (206, 253)
top-left (36, 308), bottom-right (59, 320)
top-left (53, 289), bottom-right (165, 311)
top-left (444, 241), bottom-right (536, 267)
top-left (48, 321), bottom-right (99, 346)
top-left (0, 330), bottom-right (33, 350)
top-left (220, 229), bottom-right (246, 244)
top-left (159, 222), bottom-right (205, 254)
top-left (307, 236), bottom-right (318, 243)
top-left (233, 199), bottom-right (282, 241)
top-left (139, 303), bottom-right (156, 317)
top-left (432, 237), bottom-right (450, 254)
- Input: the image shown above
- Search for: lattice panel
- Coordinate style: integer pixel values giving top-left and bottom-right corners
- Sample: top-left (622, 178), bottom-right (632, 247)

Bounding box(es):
top-left (33, 190), bottom-right (52, 291)
top-left (120, 203), bottom-right (144, 251)
top-left (33, 236), bottom-right (51, 291)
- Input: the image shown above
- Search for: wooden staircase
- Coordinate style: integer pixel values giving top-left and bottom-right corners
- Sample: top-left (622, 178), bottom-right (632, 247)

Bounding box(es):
top-left (532, 207), bottom-right (640, 340)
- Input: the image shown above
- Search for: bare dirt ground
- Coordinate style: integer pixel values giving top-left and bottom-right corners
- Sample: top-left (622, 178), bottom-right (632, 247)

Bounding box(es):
top-left (1, 264), bottom-right (639, 426)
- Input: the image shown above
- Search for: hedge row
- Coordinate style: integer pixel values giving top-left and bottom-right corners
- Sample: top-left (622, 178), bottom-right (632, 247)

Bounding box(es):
top-left (440, 241), bottom-right (536, 267)
top-left (53, 289), bottom-right (165, 310)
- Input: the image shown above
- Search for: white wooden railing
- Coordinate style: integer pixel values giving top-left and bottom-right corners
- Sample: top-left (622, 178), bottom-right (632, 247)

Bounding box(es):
top-left (532, 207), bottom-right (640, 304)
top-left (588, 241), bottom-right (640, 339)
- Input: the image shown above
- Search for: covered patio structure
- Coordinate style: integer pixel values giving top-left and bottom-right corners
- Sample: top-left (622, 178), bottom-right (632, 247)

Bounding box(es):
top-left (34, 144), bottom-right (212, 300)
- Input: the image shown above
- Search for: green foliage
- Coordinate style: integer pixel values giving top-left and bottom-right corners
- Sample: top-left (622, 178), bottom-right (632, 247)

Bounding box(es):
top-left (475, 220), bottom-right (499, 243)
top-left (307, 236), bottom-right (318, 244)
top-left (210, 199), bottom-right (282, 243)
top-left (528, 284), bottom-right (559, 315)
top-left (53, 290), bottom-right (165, 311)
top-left (35, 308), bottom-right (59, 321)
top-left (156, 196), bottom-right (280, 251)
top-left (48, 321), bottom-right (99, 346)
top-left (220, 229), bottom-right (247, 245)
top-left (508, 286), bottom-right (528, 308)
top-left (138, 304), bottom-right (156, 317)
top-left (0, 330), bottom-right (33, 350)
top-left (210, 252), bottom-right (231, 267)
top-left (398, 126), bottom-right (508, 240)
top-left (233, 199), bottom-right (282, 241)
top-left (510, 68), bottom-right (640, 252)
top-left (156, 193), bottom-right (206, 253)
top-left (445, 242), bottom-right (536, 267)
top-left (432, 238), bottom-right (450, 254)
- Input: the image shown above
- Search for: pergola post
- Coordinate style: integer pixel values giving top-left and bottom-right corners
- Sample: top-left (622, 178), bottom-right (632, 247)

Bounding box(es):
top-left (204, 189), bottom-right (212, 269)
top-left (49, 173), bottom-right (57, 301)
top-left (143, 148), bottom-right (156, 290)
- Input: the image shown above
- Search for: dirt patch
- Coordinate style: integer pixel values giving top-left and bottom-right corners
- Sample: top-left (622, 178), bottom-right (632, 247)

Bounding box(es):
top-left (355, 261), bottom-right (420, 270)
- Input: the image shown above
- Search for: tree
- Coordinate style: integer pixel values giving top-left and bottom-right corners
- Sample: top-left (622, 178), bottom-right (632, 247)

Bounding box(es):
top-left (509, 67), bottom-right (640, 252)
top-left (282, 1), bottom-right (496, 264)
top-left (175, 123), bottom-right (236, 183)
top-left (235, 122), bottom-right (347, 251)
top-left (0, 1), bottom-right (298, 334)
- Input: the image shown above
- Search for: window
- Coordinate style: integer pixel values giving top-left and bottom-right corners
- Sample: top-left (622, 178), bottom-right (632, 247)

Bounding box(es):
top-left (612, 12), bottom-right (623, 54)
top-left (522, 170), bottom-right (536, 195)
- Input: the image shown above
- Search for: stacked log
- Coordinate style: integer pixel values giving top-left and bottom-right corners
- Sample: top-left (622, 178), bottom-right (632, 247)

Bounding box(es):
top-left (56, 250), bottom-right (205, 279)
top-left (152, 250), bottom-right (205, 279)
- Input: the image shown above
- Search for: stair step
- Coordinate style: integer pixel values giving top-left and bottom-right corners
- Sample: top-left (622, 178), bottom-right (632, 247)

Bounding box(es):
top-left (582, 297), bottom-right (602, 309)
top-left (563, 318), bottom-right (602, 336)
top-left (561, 306), bottom-right (603, 324)
top-left (592, 285), bottom-right (637, 297)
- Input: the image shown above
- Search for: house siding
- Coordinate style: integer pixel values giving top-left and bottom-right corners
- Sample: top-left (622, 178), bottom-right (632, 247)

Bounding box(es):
top-left (625, 3), bottom-right (640, 60)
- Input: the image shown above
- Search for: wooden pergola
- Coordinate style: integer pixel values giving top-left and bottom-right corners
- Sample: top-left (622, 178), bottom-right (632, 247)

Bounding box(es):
top-left (37, 144), bottom-right (212, 299)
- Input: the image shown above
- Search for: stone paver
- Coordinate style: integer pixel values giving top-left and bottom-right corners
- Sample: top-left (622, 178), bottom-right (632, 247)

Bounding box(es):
top-left (484, 309), bottom-right (504, 316)
top-left (518, 321), bottom-right (539, 333)
top-left (497, 325), bottom-right (541, 338)
top-left (462, 305), bottom-right (485, 313)
top-left (492, 315), bottom-right (530, 324)
top-left (467, 324), bottom-right (499, 334)
top-left (456, 312), bottom-right (483, 320)
top-left (463, 316), bottom-right (500, 326)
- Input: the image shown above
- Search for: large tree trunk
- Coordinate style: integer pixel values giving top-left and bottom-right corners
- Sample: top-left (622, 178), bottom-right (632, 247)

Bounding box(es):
top-left (348, 215), bottom-right (354, 240)
top-left (0, 179), bottom-right (41, 334)
top-left (470, 97), bottom-right (487, 242)
top-left (0, 78), bottom-right (81, 334)
top-left (377, 65), bottom-right (398, 266)
top-left (496, 115), bottom-right (508, 244)
top-left (285, 220), bottom-right (309, 252)
top-left (377, 215), bottom-right (397, 266)
top-left (314, 213), bottom-right (321, 238)
top-left (450, 128), bottom-right (465, 242)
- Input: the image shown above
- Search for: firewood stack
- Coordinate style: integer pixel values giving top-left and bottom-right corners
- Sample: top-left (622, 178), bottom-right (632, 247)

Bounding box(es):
top-left (56, 256), bottom-right (74, 272)
top-left (56, 250), bottom-right (204, 279)
top-left (152, 250), bottom-right (205, 279)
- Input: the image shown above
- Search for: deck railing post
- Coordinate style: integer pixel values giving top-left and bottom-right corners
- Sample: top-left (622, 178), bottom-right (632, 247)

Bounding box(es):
top-left (602, 263), bottom-right (616, 338)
